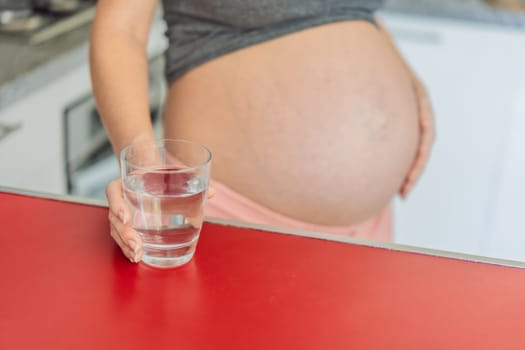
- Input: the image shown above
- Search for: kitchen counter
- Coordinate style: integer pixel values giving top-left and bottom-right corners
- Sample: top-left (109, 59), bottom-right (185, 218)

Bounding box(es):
top-left (1, 186), bottom-right (525, 349)
top-left (0, 1), bottom-right (524, 111)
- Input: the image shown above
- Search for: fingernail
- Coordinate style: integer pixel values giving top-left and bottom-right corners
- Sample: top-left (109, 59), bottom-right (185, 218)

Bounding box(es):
top-left (134, 252), bottom-right (141, 263)
top-left (128, 255), bottom-right (134, 263)
top-left (128, 240), bottom-right (138, 253)
top-left (119, 211), bottom-right (127, 225)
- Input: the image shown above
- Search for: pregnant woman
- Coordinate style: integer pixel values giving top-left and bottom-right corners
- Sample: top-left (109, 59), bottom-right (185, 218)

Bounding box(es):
top-left (90, 0), bottom-right (434, 263)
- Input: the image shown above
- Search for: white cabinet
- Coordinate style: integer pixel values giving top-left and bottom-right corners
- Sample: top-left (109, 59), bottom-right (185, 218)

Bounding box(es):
top-left (0, 60), bottom-right (92, 194)
top-left (485, 81), bottom-right (525, 261)
top-left (381, 13), bottom-right (525, 258)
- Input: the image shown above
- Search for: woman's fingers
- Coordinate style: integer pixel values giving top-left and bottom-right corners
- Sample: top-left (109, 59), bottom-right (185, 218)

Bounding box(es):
top-left (105, 178), bottom-right (142, 262)
top-left (401, 134), bottom-right (432, 197)
top-left (105, 179), bottom-right (130, 225)
top-left (207, 186), bottom-right (216, 199)
top-left (110, 222), bottom-right (137, 262)
top-left (401, 79), bottom-right (436, 198)
top-left (109, 212), bottom-right (142, 262)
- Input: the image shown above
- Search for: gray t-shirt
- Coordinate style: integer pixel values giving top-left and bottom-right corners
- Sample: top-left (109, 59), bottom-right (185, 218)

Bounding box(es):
top-left (161, 0), bottom-right (385, 82)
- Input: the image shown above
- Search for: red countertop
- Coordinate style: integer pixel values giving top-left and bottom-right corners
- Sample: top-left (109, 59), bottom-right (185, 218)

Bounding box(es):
top-left (1, 190), bottom-right (525, 349)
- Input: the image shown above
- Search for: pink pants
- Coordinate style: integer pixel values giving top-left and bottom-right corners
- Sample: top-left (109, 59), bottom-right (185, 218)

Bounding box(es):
top-left (205, 179), bottom-right (392, 242)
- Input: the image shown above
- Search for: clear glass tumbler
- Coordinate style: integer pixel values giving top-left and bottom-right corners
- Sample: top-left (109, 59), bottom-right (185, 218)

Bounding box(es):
top-left (120, 139), bottom-right (212, 268)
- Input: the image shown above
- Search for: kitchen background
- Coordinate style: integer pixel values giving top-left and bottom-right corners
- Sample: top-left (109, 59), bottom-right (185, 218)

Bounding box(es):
top-left (1, 0), bottom-right (524, 261)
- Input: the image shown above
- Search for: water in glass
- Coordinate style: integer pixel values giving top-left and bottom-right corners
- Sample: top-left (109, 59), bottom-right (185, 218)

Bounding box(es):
top-left (123, 169), bottom-right (207, 268)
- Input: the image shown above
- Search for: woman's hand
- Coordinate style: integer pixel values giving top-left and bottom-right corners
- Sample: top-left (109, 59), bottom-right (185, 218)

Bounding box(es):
top-left (400, 76), bottom-right (435, 198)
top-left (106, 179), bottom-right (143, 263)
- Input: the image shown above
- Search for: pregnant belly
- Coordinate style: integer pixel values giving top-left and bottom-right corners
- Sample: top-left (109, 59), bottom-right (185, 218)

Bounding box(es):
top-left (164, 20), bottom-right (420, 226)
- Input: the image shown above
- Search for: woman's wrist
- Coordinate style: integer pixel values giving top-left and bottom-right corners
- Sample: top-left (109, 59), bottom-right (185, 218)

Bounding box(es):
top-left (114, 131), bottom-right (156, 159)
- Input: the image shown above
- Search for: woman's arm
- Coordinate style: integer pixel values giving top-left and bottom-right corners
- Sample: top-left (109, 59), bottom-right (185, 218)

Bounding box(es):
top-left (89, 0), bottom-right (159, 156)
top-left (89, 0), bottom-right (159, 263)
top-left (376, 16), bottom-right (436, 198)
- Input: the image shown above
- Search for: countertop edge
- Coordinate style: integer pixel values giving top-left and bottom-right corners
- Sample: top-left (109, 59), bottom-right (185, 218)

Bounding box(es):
top-left (2, 185), bottom-right (525, 269)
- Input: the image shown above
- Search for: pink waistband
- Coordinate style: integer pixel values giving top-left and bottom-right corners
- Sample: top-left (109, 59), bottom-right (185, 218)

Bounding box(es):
top-left (205, 179), bottom-right (392, 242)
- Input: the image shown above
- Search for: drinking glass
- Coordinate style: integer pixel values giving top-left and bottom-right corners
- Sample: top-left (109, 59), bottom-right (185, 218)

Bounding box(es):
top-left (120, 139), bottom-right (212, 268)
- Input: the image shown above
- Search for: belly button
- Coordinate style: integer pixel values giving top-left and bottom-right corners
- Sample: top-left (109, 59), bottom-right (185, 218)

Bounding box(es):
top-left (366, 113), bottom-right (390, 137)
